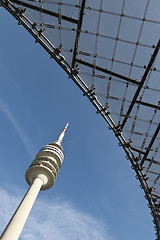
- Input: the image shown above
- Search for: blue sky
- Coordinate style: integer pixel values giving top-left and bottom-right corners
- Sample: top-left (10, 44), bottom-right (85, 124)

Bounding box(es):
top-left (0, 6), bottom-right (156, 240)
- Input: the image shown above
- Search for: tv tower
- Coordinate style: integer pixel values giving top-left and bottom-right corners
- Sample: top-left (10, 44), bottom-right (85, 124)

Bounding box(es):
top-left (0, 123), bottom-right (69, 240)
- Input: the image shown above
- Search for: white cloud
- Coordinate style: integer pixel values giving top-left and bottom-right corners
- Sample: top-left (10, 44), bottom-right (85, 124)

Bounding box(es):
top-left (0, 187), bottom-right (114, 240)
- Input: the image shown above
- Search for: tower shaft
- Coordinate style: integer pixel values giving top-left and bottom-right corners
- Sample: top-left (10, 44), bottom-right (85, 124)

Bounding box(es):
top-left (1, 177), bottom-right (43, 240)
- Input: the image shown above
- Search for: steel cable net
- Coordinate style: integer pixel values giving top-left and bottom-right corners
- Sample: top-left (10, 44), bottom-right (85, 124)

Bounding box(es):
top-left (1, 0), bottom-right (160, 238)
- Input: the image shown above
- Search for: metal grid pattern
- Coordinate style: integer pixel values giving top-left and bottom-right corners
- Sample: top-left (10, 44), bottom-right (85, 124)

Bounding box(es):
top-left (1, 0), bottom-right (160, 238)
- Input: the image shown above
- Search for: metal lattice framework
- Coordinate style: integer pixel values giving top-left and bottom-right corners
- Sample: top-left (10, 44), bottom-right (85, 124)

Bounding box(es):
top-left (1, 0), bottom-right (160, 238)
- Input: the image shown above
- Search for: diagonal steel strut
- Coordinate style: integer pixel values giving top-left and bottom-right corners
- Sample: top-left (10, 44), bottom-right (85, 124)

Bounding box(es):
top-left (140, 123), bottom-right (160, 166)
top-left (120, 39), bottom-right (160, 130)
top-left (76, 59), bottom-right (140, 85)
top-left (10, 0), bottom-right (78, 24)
top-left (71, 0), bottom-right (86, 69)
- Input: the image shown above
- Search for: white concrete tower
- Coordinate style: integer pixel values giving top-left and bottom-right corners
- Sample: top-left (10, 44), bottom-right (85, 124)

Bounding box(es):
top-left (0, 123), bottom-right (69, 240)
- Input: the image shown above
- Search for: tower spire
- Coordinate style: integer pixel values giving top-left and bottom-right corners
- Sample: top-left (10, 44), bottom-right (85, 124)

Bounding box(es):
top-left (56, 123), bottom-right (69, 145)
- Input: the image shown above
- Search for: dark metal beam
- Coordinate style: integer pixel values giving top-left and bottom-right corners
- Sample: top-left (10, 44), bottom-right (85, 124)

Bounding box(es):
top-left (10, 0), bottom-right (78, 24)
top-left (76, 59), bottom-right (139, 84)
top-left (120, 39), bottom-right (160, 130)
top-left (71, 0), bottom-right (86, 69)
top-left (131, 147), bottom-right (145, 155)
top-left (136, 100), bottom-right (160, 110)
top-left (140, 123), bottom-right (160, 166)
top-left (145, 158), bottom-right (160, 166)
top-left (152, 193), bottom-right (160, 199)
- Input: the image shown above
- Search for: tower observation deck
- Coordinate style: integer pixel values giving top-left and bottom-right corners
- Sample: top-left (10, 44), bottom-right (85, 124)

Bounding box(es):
top-left (25, 123), bottom-right (69, 190)
top-left (0, 123), bottom-right (69, 240)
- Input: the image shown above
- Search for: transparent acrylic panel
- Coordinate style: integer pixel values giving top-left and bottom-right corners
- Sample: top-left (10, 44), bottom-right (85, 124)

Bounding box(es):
top-left (124, 0), bottom-right (148, 18)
